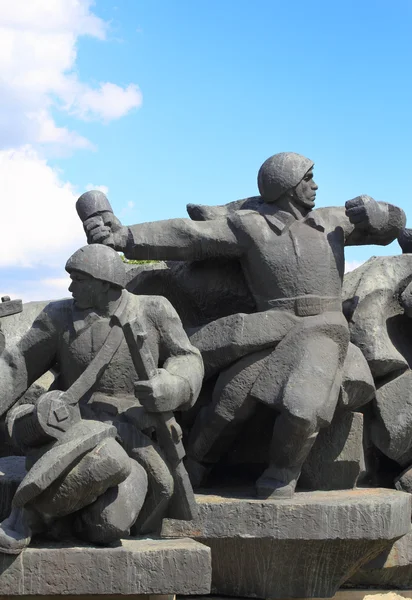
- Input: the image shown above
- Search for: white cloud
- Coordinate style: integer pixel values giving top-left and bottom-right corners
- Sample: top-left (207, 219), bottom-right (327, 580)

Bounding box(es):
top-left (70, 82), bottom-right (142, 122)
top-left (0, 1), bottom-right (142, 273)
top-left (1, 147), bottom-right (85, 268)
top-left (1, 275), bottom-right (71, 303)
top-left (345, 260), bottom-right (365, 273)
top-left (0, 0), bottom-right (142, 152)
top-left (86, 183), bottom-right (109, 194)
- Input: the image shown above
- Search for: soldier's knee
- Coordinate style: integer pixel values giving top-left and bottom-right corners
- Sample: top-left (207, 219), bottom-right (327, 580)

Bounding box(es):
top-left (75, 461), bottom-right (148, 544)
top-left (284, 407), bottom-right (319, 434)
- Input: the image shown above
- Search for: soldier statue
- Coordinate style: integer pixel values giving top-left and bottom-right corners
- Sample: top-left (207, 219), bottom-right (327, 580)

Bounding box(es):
top-left (0, 244), bottom-right (203, 553)
top-left (82, 153), bottom-right (405, 499)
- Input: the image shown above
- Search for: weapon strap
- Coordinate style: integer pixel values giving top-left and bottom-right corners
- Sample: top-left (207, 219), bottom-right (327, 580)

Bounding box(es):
top-left (62, 291), bottom-right (129, 406)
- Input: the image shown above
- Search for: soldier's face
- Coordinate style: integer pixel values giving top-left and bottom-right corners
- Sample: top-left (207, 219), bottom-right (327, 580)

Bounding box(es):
top-left (293, 168), bottom-right (318, 209)
top-left (68, 271), bottom-right (106, 309)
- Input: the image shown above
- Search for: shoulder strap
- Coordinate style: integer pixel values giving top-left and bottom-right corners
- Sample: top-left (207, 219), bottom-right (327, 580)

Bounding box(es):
top-left (61, 291), bottom-right (129, 406)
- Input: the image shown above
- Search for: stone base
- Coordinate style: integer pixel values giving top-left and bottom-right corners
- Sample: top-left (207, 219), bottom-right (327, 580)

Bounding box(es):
top-left (162, 489), bottom-right (411, 599)
top-left (0, 538), bottom-right (211, 596)
top-left (347, 531), bottom-right (412, 589)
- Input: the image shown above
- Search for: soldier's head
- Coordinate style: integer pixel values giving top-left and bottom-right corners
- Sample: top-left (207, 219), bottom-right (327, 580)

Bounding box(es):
top-left (65, 245), bottom-right (125, 310)
top-left (257, 152), bottom-right (318, 210)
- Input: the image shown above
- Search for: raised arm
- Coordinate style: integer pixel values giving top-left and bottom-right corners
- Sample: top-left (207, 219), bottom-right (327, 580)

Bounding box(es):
top-left (84, 215), bottom-right (245, 262)
top-left (321, 196), bottom-right (406, 246)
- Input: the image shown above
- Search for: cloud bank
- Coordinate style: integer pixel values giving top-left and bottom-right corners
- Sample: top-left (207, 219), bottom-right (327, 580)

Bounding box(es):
top-left (1, 0), bottom-right (141, 300)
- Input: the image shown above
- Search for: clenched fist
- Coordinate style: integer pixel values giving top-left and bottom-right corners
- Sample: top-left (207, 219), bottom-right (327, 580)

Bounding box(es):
top-left (134, 368), bottom-right (189, 413)
top-left (83, 213), bottom-right (128, 251)
top-left (345, 195), bottom-right (383, 230)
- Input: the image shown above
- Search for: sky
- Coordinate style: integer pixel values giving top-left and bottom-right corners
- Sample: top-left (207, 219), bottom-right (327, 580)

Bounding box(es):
top-left (2, 0), bottom-right (412, 301)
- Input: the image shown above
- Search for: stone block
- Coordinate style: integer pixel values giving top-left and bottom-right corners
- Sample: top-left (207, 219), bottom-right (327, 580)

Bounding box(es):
top-left (0, 538), bottom-right (211, 596)
top-left (162, 489), bottom-right (411, 599)
top-left (348, 531), bottom-right (412, 589)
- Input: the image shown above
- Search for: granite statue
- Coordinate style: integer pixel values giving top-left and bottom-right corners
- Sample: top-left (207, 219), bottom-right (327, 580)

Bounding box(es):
top-left (343, 245), bottom-right (412, 492)
top-left (82, 152), bottom-right (406, 498)
top-left (0, 244), bottom-right (203, 553)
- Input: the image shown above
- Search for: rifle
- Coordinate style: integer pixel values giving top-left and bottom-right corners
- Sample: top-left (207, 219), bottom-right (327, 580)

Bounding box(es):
top-left (116, 316), bottom-right (197, 521)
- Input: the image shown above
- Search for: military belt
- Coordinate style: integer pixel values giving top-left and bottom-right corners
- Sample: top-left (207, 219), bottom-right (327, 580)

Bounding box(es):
top-left (264, 295), bottom-right (341, 317)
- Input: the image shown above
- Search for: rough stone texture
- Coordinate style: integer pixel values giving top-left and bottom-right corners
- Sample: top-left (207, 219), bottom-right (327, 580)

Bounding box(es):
top-left (0, 538), bottom-right (211, 596)
top-left (372, 370), bottom-right (412, 467)
top-left (348, 531), bottom-right (412, 589)
top-left (0, 301), bottom-right (49, 348)
top-left (300, 411), bottom-right (365, 491)
top-left (162, 489), bottom-right (411, 599)
top-left (343, 255), bottom-right (412, 380)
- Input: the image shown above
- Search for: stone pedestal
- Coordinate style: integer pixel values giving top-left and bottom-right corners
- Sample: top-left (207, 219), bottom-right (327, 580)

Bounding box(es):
top-left (0, 538), bottom-right (211, 596)
top-left (162, 489), bottom-right (411, 599)
top-left (348, 530), bottom-right (412, 589)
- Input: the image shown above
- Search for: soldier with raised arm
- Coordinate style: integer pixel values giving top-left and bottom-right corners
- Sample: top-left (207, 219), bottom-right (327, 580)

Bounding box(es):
top-left (83, 153), bottom-right (405, 498)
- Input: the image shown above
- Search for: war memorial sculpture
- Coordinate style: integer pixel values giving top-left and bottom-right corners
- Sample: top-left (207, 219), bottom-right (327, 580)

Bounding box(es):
top-left (1, 152), bottom-right (412, 597)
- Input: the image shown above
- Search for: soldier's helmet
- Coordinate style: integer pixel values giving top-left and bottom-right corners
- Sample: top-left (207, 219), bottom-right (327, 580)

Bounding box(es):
top-left (257, 152), bottom-right (314, 203)
top-left (65, 245), bottom-right (126, 289)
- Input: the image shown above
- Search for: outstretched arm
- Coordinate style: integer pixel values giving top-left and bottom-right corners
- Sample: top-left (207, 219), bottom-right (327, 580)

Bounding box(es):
top-left (84, 215), bottom-right (245, 261)
top-left (323, 196), bottom-right (406, 246)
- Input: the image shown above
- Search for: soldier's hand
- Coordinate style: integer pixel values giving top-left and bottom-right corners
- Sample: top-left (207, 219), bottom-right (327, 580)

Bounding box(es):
top-left (83, 214), bottom-right (128, 251)
top-left (345, 195), bottom-right (381, 230)
top-left (134, 369), bottom-right (183, 413)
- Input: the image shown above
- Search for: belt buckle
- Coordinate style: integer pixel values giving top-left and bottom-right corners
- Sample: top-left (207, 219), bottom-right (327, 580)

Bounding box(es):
top-left (295, 296), bottom-right (321, 317)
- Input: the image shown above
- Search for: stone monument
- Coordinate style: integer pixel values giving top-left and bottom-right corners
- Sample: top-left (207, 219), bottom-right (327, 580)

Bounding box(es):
top-left (0, 152), bottom-right (411, 599)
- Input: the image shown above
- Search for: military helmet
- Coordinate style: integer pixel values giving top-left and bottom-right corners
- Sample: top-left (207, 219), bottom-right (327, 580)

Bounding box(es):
top-left (65, 245), bottom-right (126, 289)
top-left (257, 152), bottom-right (314, 203)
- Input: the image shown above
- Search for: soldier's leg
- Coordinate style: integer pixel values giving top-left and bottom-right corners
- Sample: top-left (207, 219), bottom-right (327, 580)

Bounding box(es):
top-left (186, 348), bottom-right (274, 484)
top-left (0, 437), bottom-right (133, 553)
top-left (75, 461), bottom-right (148, 544)
top-left (32, 437), bottom-right (133, 518)
top-left (116, 422), bottom-right (174, 535)
top-left (252, 317), bottom-right (349, 498)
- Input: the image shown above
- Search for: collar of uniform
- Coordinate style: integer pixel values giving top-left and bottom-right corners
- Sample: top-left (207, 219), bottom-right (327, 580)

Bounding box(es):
top-left (263, 210), bottom-right (296, 234)
top-left (303, 211), bottom-right (325, 232)
top-left (72, 307), bottom-right (107, 334)
top-left (71, 292), bottom-right (127, 335)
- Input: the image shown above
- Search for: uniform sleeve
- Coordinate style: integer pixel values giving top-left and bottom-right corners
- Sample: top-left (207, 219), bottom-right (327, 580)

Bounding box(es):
top-left (323, 203), bottom-right (406, 246)
top-left (155, 297), bottom-right (204, 411)
top-left (0, 306), bottom-right (59, 416)
top-left (124, 217), bottom-right (245, 261)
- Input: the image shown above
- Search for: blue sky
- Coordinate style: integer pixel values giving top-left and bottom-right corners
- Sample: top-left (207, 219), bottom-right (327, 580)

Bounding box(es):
top-left (2, 0), bottom-right (412, 300)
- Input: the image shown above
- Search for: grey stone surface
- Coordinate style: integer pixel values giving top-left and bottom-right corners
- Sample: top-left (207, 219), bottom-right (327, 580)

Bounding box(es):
top-left (83, 156), bottom-right (405, 499)
top-left (0, 538), bottom-right (211, 596)
top-left (348, 531), bottom-right (412, 588)
top-left (162, 489), bottom-right (411, 599)
top-left (300, 411), bottom-right (365, 491)
top-left (372, 370), bottom-right (412, 466)
top-left (343, 254), bottom-right (412, 380)
top-left (0, 298), bottom-right (22, 318)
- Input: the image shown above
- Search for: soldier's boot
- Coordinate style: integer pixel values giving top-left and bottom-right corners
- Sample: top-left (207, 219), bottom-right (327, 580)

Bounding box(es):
top-left (256, 413), bottom-right (319, 499)
top-left (0, 506), bottom-right (32, 554)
